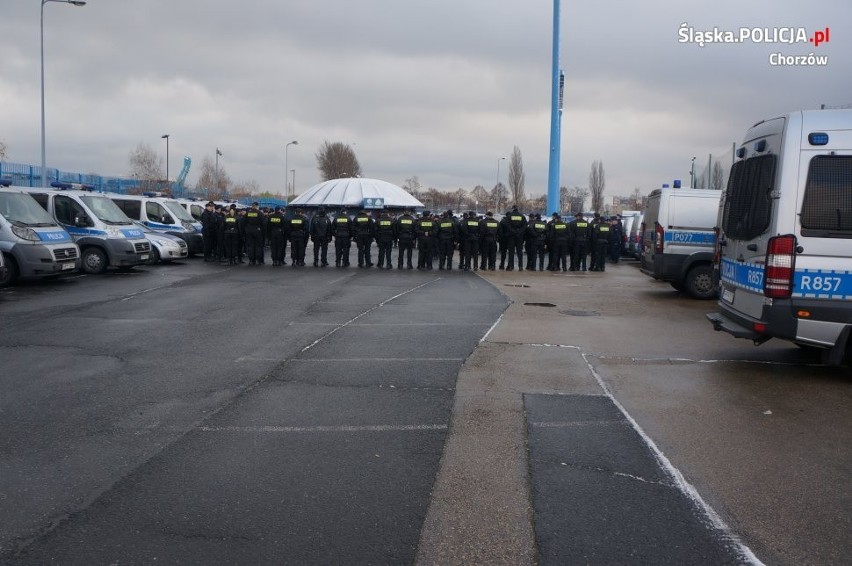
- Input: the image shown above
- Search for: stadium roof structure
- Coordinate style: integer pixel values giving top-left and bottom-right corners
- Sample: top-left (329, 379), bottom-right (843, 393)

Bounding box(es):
top-left (290, 177), bottom-right (424, 210)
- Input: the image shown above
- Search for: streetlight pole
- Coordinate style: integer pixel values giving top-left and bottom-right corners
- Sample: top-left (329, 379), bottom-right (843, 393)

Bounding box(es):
top-left (41, 0), bottom-right (86, 188)
top-left (162, 134), bottom-right (170, 185)
top-left (290, 169), bottom-right (295, 197)
top-left (496, 156), bottom-right (506, 211)
top-left (215, 148), bottom-right (222, 196)
top-left (285, 140), bottom-right (298, 199)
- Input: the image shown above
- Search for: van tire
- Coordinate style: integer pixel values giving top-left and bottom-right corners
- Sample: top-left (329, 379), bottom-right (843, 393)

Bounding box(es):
top-left (81, 248), bottom-right (108, 275)
top-left (0, 253), bottom-right (18, 287)
top-left (685, 264), bottom-right (716, 300)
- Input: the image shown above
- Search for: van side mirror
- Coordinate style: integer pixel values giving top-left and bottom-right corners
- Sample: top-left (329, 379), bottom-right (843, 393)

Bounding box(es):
top-left (75, 216), bottom-right (91, 227)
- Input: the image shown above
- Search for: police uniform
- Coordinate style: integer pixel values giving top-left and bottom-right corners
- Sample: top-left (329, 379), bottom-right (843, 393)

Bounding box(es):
top-left (437, 211), bottom-right (458, 270)
top-left (591, 218), bottom-right (612, 272)
top-left (310, 208), bottom-right (332, 266)
top-left (288, 208), bottom-right (310, 266)
top-left (570, 214), bottom-right (590, 271)
top-left (243, 203), bottom-right (266, 265)
top-left (479, 212), bottom-right (500, 270)
top-left (394, 210), bottom-right (416, 269)
top-left (505, 207), bottom-right (527, 271)
top-left (529, 215), bottom-right (548, 271)
top-left (415, 211), bottom-right (436, 269)
top-left (222, 207), bottom-right (241, 264)
top-left (375, 211), bottom-right (396, 269)
top-left (267, 207), bottom-right (288, 266)
top-left (353, 210), bottom-right (375, 267)
top-left (459, 212), bottom-right (482, 271)
top-left (333, 209), bottom-right (353, 267)
top-left (547, 213), bottom-right (570, 271)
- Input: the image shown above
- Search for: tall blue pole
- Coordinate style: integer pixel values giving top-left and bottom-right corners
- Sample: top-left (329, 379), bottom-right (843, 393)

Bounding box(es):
top-left (546, 0), bottom-right (562, 215)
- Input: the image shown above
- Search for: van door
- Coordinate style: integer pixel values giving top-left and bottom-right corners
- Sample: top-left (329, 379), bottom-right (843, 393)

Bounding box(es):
top-left (718, 136), bottom-right (782, 318)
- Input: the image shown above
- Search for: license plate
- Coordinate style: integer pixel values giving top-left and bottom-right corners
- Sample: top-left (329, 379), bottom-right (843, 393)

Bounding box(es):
top-left (61, 262), bottom-right (76, 271)
top-left (721, 287), bottom-right (735, 304)
top-left (140, 254), bottom-right (150, 261)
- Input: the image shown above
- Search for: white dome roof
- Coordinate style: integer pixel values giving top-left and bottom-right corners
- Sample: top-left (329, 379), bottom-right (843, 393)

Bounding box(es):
top-left (291, 178), bottom-right (423, 209)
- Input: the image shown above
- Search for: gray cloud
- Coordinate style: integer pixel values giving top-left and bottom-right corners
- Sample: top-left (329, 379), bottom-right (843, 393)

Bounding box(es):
top-left (2, 0), bottom-right (850, 199)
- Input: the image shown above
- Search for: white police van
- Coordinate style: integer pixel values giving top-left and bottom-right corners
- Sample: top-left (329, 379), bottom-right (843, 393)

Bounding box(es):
top-left (639, 182), bottom-right (721, 299)
top-left (109, 194), bottom-right (204, 256)
top-left (0, 184), bottom-right (80, 286)
top-left (707, 109), bottom-right (852, 366)
top-left (24, 185), bottom-right (151, 274)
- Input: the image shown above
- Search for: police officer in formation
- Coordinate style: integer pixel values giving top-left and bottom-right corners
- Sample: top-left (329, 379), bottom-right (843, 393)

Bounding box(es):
top-left (310, 207), bottom-right (332, 267)
top-left (353, 208), bottom-right (375, 268)
top-left (333, 208), bottom-right (353, 267)
top-left (394, 209), bottom-right (417, 269)
top-left (200, 205), bottom-right (621, 274)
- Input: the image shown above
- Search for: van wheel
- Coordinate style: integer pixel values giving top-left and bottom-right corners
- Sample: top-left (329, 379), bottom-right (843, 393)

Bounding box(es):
top-left (81, 248), bottom-right (108, 274)
top-left (0, 254), bottom-right (18, 287)
top-left (685, 265), bottom-right (717, 300)
top-left (147, 247), bottom-right (161, 265)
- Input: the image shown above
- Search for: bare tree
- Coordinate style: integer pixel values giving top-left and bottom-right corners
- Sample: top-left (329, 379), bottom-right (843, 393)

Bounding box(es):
top-left (195, 155), bottom-right (232, 199)
top-left (129, 142), bottom-right (163, 191)
top-left (0, 140), bottom-right (7, 160)
top-left (453, 188), bottom-right (467, 211)
top-left (711, 161), bottom-right (725, 191)
top-left (564, 186), bottom-right (589, 214)
top-left (508, 145), bottom-right (526, 207)
top-left (630, 187), bottom-right (642, 209)
top-left (316, 141), bottom-right (362, 181)
top-left (589, 160), bottom-right (606, 213)
top-left (491, 182), bottom-right (509, 212)
top-left (471, 185), bottom-right (489, 211)
top-left (402, 176), bottom-right (423, 199)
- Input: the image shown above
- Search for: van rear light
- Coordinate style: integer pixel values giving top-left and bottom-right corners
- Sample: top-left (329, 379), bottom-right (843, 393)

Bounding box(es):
top-left (655, 223), bottom-right (664, 253)
top-left (764, 234), bottom-right (797, 299)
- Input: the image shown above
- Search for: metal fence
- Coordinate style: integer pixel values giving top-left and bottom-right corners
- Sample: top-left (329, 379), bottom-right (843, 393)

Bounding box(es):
top-left (0, 160), bottom-right (142, 193)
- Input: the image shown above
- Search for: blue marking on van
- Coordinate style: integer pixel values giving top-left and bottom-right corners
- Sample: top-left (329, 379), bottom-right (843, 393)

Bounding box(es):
top-left (66, 227), bottom-right (107, 236)
top-left (794, 269), bottom-right (852, 300)
top-left (663, 231), bottom-right (715, 245)
top-left (121, 228), bottom-right (144, 239)
top-left (144, 221), bottom-right (180, 231)
top-left (721, 259), bottom-right (852, 300)
top-left (37, 230), bottom-right (72, 243)
top-left (720, 258), bottom-right (764, 292)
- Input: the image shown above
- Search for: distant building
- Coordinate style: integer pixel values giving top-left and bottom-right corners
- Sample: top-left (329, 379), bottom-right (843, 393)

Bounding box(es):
top-left (290, 178), bottom-right (424, 211)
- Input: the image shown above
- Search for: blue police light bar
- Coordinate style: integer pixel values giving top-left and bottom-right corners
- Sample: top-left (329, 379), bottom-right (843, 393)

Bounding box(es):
top-left (0, 179), bottom-right (12, 187)
top-left (51, 182), bottom-right (73, 190)
top-left (736, 147), bottom-right (746, 159)
top-left (754, 140), bottom-right (767, 152)
top-left (673, 179), bottom-right (682, 188)
top-left (808, 132), bottom-right (829, 146)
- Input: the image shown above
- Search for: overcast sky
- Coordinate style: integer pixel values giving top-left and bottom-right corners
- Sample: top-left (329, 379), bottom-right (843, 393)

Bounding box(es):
top-left (2, 0), bottom-right (850, 199)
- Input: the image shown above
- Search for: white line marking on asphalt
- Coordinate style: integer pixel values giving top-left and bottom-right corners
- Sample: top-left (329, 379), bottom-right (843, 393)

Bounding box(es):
top-left (197, 424), bottom-right (448, 433)
top-left (300, 278), bottom-right (442, 353)
top-left (530, 420), bottom-right (626, 428)
top-left (120, 285), bottom-right (171, 301)
top-left (596, 354), bottom-right (825, 367)
top-left (291, 358), bottom-right (465, 362)
top-left (479, 313), bottom-right (504, 343)
top-left (581, 352), bottom-right (765, 566)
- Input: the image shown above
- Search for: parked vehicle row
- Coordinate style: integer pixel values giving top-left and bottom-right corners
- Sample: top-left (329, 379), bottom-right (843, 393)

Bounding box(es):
top-left (0, 183), bottom-right (204, 285)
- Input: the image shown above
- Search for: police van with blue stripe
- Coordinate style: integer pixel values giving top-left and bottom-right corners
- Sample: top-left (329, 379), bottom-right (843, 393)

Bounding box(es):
top-left (0, 183), bottom-right (80, 286)
top-left (639, 182), bottom-right (722, 299)
top-left (23, 184), bottom-right (151, 274)
top-left (707, 109), bottom-right (852, 366)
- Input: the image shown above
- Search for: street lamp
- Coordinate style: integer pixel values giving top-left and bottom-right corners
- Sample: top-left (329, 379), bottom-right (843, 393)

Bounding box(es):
top-left (41, 0), bottom-right (86, 187)
top-left (285, 140), bottom-right (298, 198)
top-left (496, 156), bottom-right (506, 210)
top-left (162, 134), bottom-right (170, 184)
top-left (215, 148), bottom-right (222, 195)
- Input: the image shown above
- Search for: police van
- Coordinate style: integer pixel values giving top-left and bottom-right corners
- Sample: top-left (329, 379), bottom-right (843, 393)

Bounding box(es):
top-left (0, 184), bottom-right (80, 286)
top-left (707, 109), bottom-right (852, 366)
top-left (24, 185), bottom-right (151, 274)
top-left (109, 194), bottom-right (204, 256)
top-left (639, 183), bottom-right (721, 299)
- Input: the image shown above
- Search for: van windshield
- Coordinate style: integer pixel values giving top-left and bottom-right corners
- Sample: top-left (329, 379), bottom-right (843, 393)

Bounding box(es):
top-left (163, 201), bottom-right (195, 222)
top-left (0, 192), bottom-right (58, 227)
top-left (80, 196), bottom-right (132, 225)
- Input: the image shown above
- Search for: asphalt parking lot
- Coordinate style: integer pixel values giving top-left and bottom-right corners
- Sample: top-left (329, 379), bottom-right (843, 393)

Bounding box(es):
top-left (1, 254), bottom-right (849, 565)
